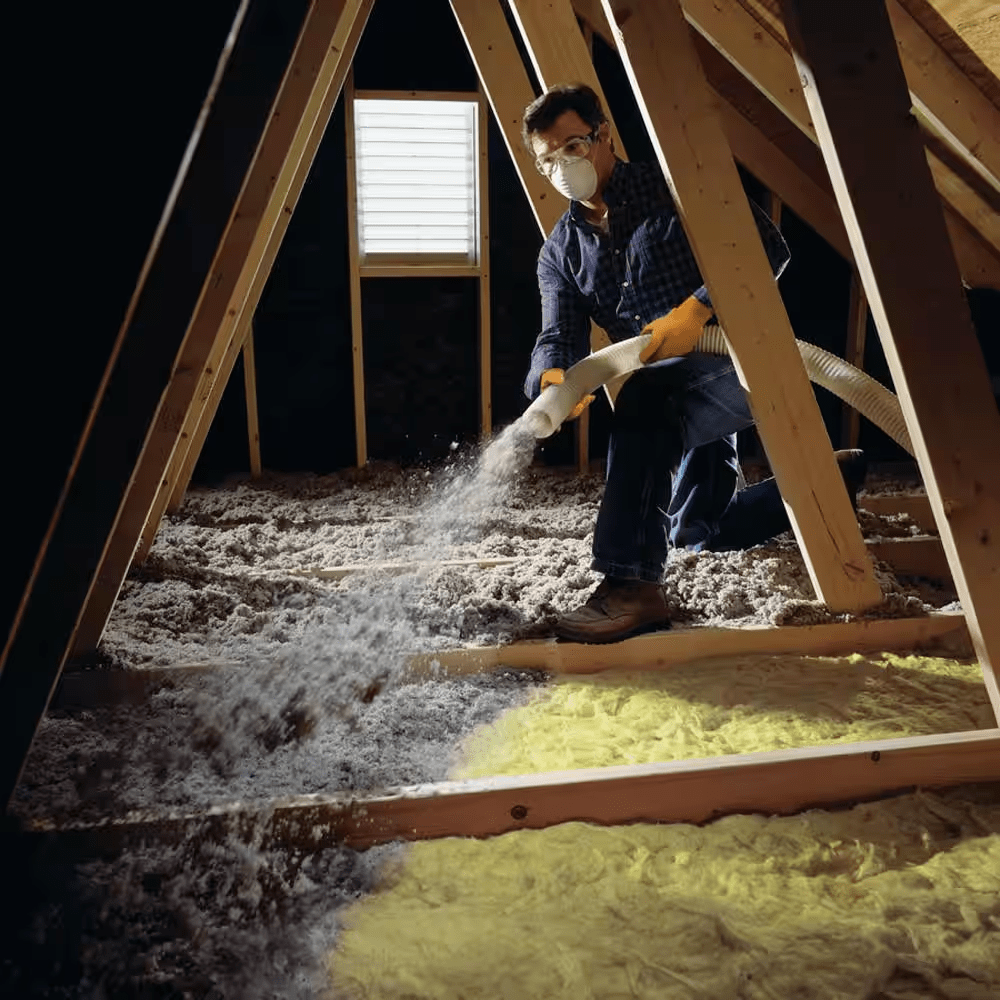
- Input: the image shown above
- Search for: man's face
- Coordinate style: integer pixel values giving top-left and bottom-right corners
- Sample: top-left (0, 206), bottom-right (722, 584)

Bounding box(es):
top-left (531, 110), bottom-right (613, 196)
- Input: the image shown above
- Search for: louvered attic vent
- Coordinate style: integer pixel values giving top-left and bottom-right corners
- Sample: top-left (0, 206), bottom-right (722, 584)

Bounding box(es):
top-left (353, 98), bottom-right (480, 264)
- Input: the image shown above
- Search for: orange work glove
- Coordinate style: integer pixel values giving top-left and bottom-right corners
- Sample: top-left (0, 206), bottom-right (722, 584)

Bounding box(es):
top-left (540, 368), bottom-right (595, 420)
top-left (638, 295), bottom-right (714, 363)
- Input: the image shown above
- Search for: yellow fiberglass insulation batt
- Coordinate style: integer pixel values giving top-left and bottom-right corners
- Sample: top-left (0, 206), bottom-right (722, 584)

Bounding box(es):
top-left (329, 653), bottom-right (1000, 1000)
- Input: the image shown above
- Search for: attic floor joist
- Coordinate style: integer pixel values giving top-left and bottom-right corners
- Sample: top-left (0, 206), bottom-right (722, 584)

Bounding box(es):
top-left (17, 728), bottom-right (1000, 856)
top-left (50, 610), bottom-right (971, 712)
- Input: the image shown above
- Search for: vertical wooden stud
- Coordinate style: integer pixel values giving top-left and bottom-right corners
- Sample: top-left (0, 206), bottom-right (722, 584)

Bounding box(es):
top-left (242, 323), bottom-right (262, 477)
top-left (344, 70), bottom-right (368, 468)
top-left (841, 272), bottom-right (868, 451)
top-left (477, 88), bottom-right (493, 440)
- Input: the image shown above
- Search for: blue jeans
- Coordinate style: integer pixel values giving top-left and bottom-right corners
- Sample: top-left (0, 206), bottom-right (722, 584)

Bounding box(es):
top-left (592, 353), bottom-right (790, 582)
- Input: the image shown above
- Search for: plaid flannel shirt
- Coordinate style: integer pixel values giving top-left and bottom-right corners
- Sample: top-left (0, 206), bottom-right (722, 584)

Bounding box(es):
top-left (524, 159), bottom-right (790, 399)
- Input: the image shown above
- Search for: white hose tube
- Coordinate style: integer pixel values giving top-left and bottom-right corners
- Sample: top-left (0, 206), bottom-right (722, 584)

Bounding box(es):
top-left (523, 324), bottom-right (913, 454)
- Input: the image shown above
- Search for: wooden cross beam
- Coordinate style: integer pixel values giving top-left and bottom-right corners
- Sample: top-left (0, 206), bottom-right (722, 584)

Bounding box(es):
top-left (776, 0), bottom-right (1000, 723)
top-left (49, 610), bottom-right (970, 711)
top-left (20, 727), bottom-right (1000, 855)
top-left (0, 0), bottom-right (374, 810)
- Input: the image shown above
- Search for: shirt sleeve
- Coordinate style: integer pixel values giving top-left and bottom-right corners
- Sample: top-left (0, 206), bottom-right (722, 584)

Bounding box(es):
top-left (689, 198), bottom-right (791, 312)
top-left (524, 246), bottom-right (593, 400)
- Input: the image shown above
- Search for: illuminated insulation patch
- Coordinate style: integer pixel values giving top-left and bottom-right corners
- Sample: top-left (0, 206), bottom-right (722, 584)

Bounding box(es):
top-left (331, 807), bottom-right (1000, 999)
top-left (330, 655), bottom-right (999, 998)
top-left (454, 652), bottom-right (996, 779)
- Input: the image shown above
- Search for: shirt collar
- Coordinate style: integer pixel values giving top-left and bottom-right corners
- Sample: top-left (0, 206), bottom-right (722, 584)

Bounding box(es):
top-left (601, 159), bottom-right (629, 208)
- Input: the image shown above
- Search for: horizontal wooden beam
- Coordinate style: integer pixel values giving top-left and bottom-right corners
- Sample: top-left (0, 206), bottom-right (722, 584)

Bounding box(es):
top-left (411, 609), bottom-right (968, 675)
top-left (860, 493), bottom-right (936, 531)
top-left (867, 537), bottom-right (951, 580)
top-left (51, 611), bottom-right (970, 712)
top-left (289, 557), bottom-right (521, 579)
top-left (18, 727), bottom-right (1000, 855)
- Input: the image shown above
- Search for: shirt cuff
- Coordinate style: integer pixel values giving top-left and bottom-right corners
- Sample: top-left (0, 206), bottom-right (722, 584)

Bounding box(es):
top-left (524, 355), bottom-right (556, 401)
top-left (692, 285), bottom-right (713, 310)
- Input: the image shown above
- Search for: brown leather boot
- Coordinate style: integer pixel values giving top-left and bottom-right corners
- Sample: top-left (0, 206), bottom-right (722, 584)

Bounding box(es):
top-left (554, 578), bottom-right (671, 644)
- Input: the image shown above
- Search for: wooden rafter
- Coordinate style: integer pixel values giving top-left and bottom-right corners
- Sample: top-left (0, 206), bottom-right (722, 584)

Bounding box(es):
top-left (777, 0), bottom-right (1000, 722)
top-left (165, 319), bottom-right (250, 517)
top-left (133, 322), bottom-right (250, 568)
top-left (449, 0), bottom-right (557, 234)
top-left (0, 0), bottom-right (376, 811)
top-left (741, 0), bottom-right (1000, 195)
top-left (505, 0), bottom-right (627, 159)
top-left (885, 1), bottom-right (1000, 196)
top-left (79, 0), bottom-right (373, 650)
top-left (586, 0), bottom-right (882, 611)
top-left (901, 0), bottom-right (1000, 103)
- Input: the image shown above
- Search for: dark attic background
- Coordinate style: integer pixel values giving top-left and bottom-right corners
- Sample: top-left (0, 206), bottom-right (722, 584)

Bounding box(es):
top-left (5, 0), bottom-right (998, 645)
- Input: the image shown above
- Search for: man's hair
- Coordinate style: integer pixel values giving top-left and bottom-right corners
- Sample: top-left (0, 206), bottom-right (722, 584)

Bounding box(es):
top-left (521, 83), bottom-right (607, 155)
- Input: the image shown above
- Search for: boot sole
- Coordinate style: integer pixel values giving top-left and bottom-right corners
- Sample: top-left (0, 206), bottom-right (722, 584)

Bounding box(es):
top-left (553, 618), bottom-right (672, 644)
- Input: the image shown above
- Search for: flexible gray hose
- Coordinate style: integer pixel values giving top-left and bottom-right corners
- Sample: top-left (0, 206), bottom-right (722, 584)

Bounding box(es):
top-left (524, 323), bottom-right (912, 453)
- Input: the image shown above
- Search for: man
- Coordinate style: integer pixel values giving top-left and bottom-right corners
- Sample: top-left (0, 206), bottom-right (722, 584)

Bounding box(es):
top-left (522, 83), bottom-right (864, 643)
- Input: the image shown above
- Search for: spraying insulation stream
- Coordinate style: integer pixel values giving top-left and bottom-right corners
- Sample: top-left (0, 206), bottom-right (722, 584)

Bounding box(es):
top-left (523, 323), bottom-right (913, 454)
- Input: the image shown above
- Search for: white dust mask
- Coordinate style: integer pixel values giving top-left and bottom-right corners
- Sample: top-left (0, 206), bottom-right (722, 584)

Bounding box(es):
top-left (550, 157), bottom-right (598, 202)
